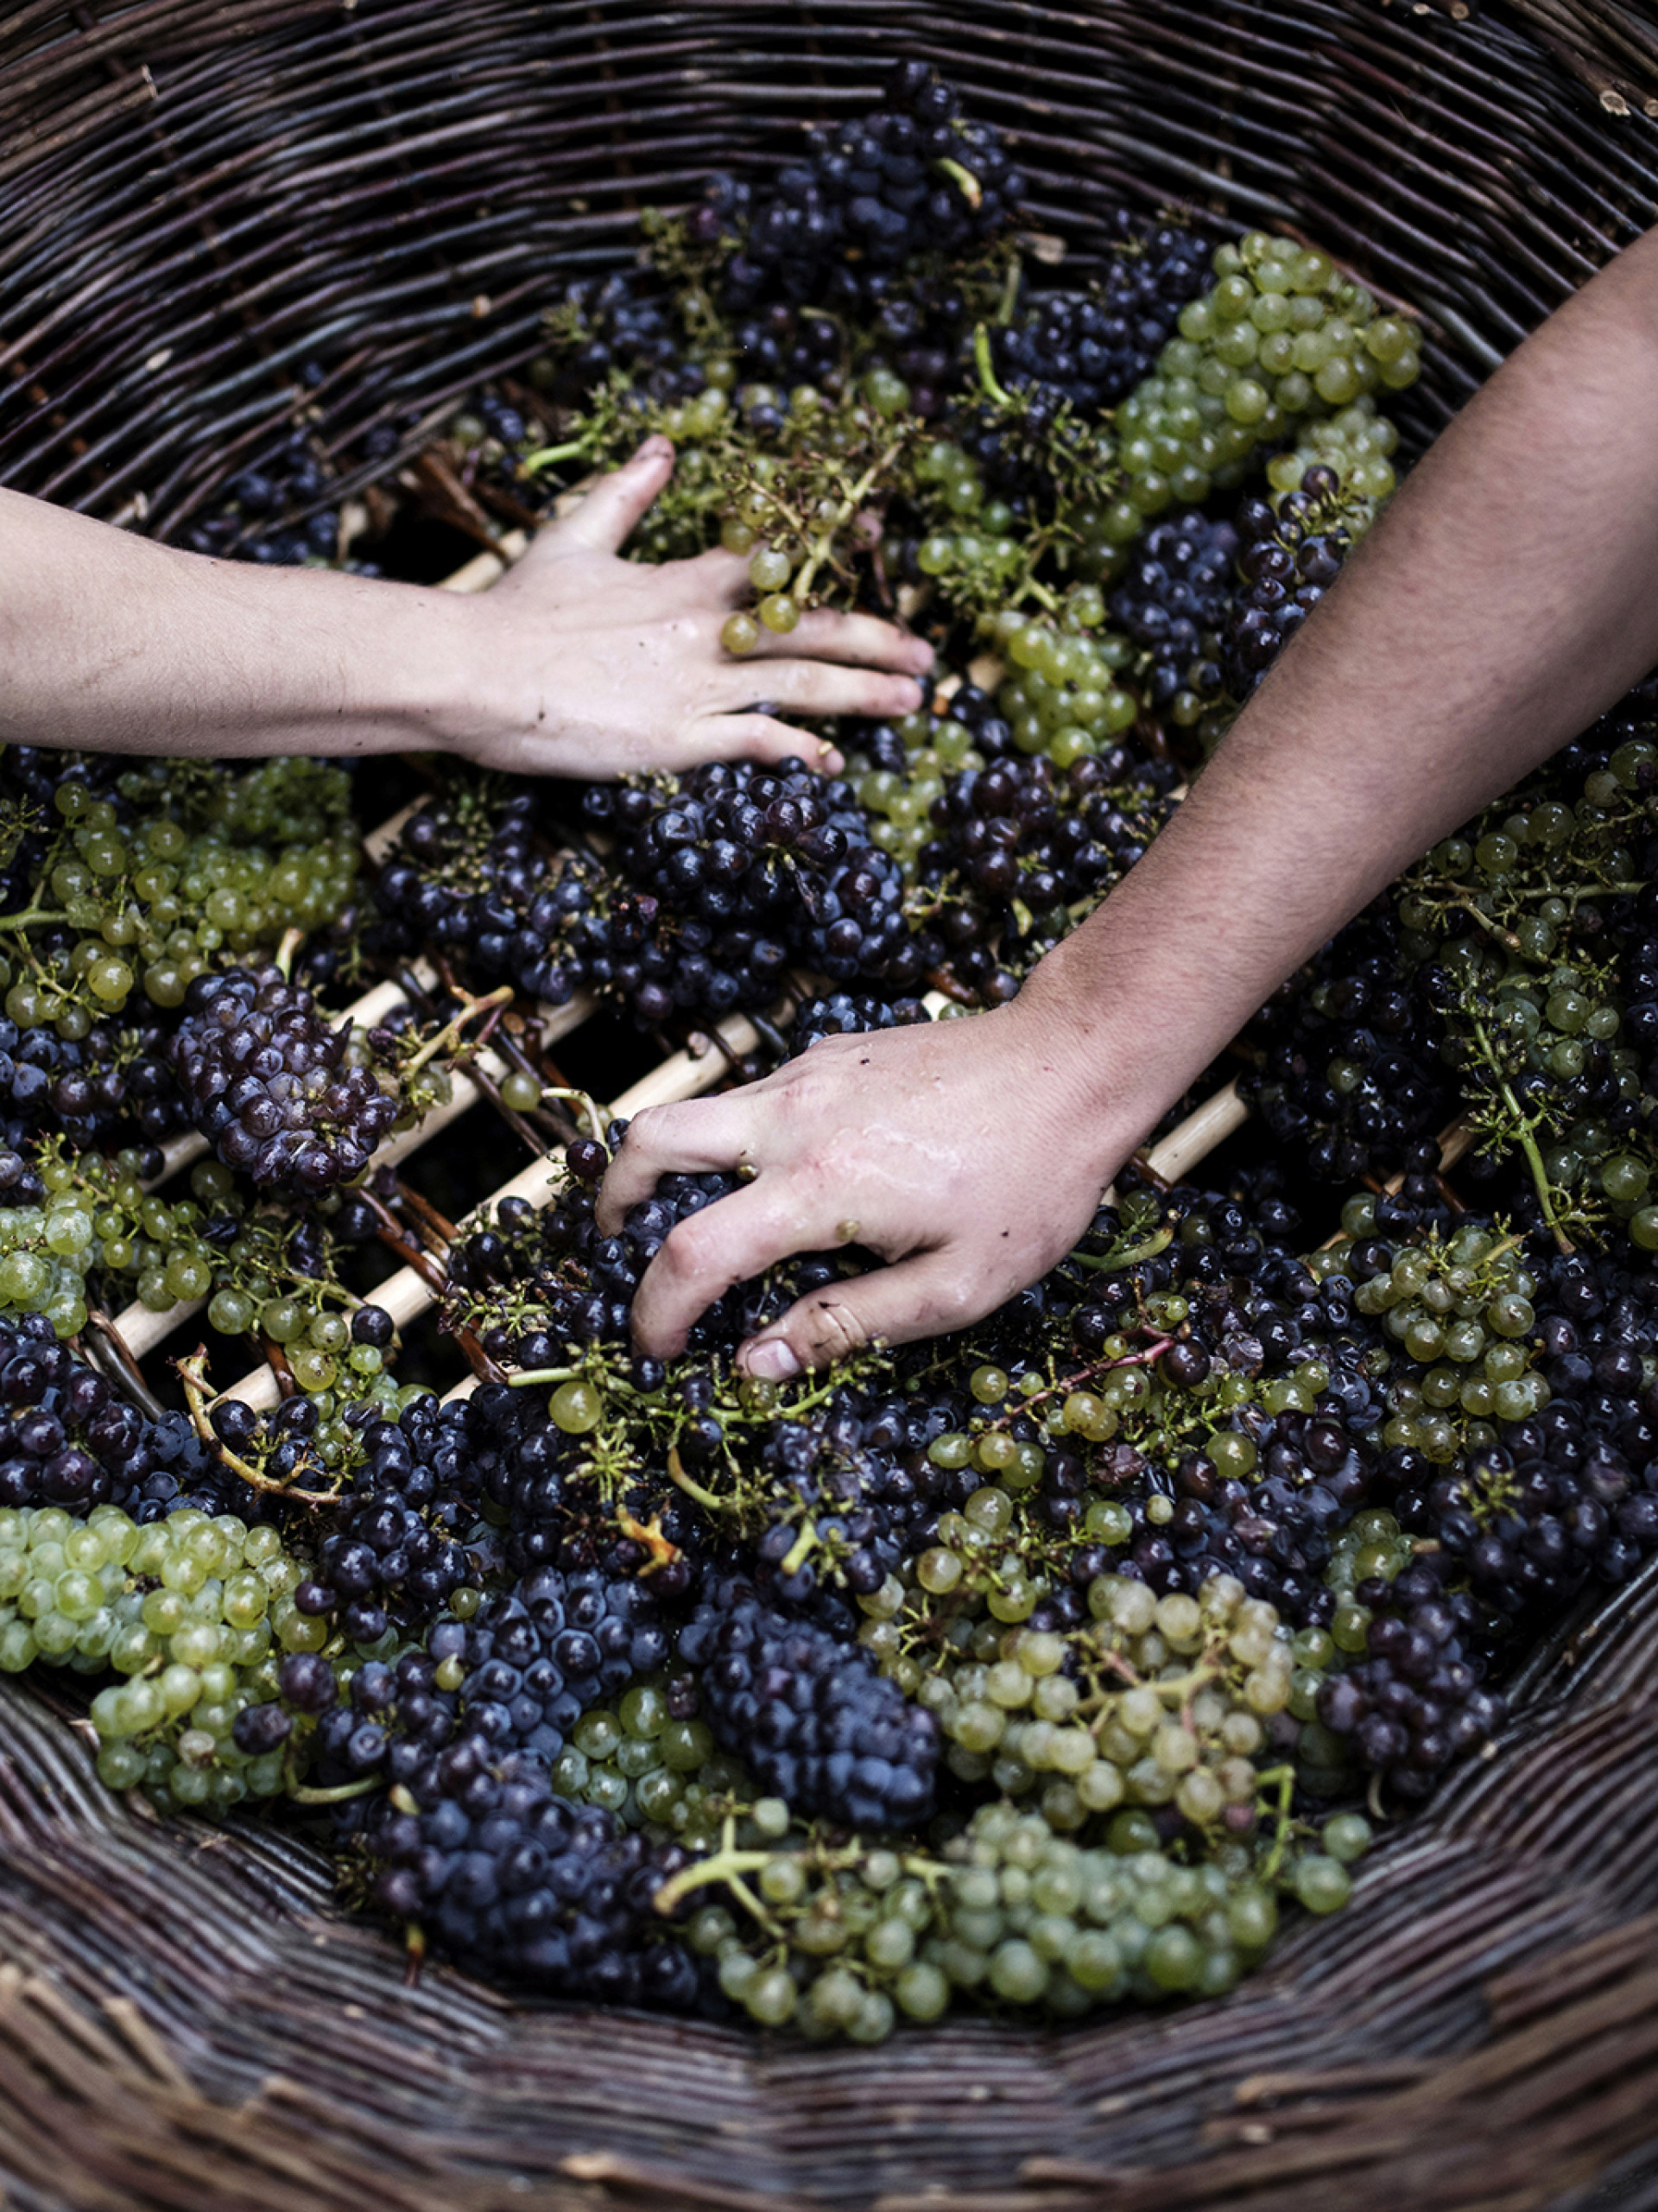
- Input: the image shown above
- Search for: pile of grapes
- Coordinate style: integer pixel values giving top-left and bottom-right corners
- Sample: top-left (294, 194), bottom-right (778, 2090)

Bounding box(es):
top-left (3, 64), bottom-right (1657, 2045)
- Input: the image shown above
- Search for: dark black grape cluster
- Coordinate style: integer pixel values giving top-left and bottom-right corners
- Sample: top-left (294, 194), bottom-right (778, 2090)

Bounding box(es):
top-left (1110, 509), bottom-right (1237, 717)
top-left (678, 1577), bottom-right (940, 1829)
top-left (180, 415), bottom-right (355, 567)
top-left (790, 990), bottom-right (933, 1054)
top-left (1242, 911), bottom-right (1455, 1183)
top-left (370, 789), bottom-right (591, 1008)
top-left (908, 731), bottom-right (1179, 1001)
top-left (170, 967), bottom-right (396, 1195)
top-left (1222, 467), bottom-right (1359, 700)
top-left (715, 61), bottom-right (1022, 320)
top-left (1316, 1562), bottom-right (1505, 1804)
top-left (357, 1759), bottom-right (699, 2006)
top-left (212, 1394), bottom-right (480, 1642)
top-left (557, 269), bottom-right (711, 405)
top-left (0, 1311), bottom-right (263, 1520)
top-left (581, 757), bottom-right (910, 1019)
top-left (990, 221), bottom-right (1214, 417)
top-left (0, 1014), bottom-right (180, 1154)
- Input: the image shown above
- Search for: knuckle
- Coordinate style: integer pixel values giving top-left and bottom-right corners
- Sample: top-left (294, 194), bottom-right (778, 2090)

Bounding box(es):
top-left (655, 1218), bottom-right (718, 1286)
top-left (799, 1296), bottom-right (870, 1363)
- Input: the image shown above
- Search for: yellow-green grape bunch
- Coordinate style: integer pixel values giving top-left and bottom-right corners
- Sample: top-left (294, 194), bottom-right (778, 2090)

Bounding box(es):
top-left (988, 596), bottom-right (1142, 766)
top-left (0, 1502), bottom-right (309, 1809)
top-left (910, 437), bottom-right (1027, 606)
top-left (5, 771), bottom-right (358, 1024)
top-left (1338, 1213), bottom-right (1549, 1452)
top-left (674, 1815), bottom-right (950, 2039)
top-left (552, 1679), bottom-right (755, 1839)
top-left (0, 1138), bottom-right (166, 1336)
top-left (714, 372), bottom-right (918, 655)
top-left (675, 1790), bottom-right (1371, 2038)
top-left (1104, 231), bottom-right (1421, 537)
top-left (909, 1573), bottom-right (1310, 1840)
top-left (1266, 394), bottom-right (1401, 502)
top-left (842, 702), bottom-right (986, 872)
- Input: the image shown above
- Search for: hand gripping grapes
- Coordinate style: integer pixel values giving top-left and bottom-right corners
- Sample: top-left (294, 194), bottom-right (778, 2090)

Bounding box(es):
top-left (0, 434), bottom-right (930, 774)
top-left (602, 222), bottom-right (1658, 1376)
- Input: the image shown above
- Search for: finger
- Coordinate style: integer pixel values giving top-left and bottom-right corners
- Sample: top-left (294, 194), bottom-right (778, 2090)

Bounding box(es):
top-left (731, 659), bottom-right (924, 720)
top-left (547, 434), bottom-right (675, 555)
top-left (690, 713), bottom-right (845, 776)
top-left (594, 1093), bottom-right (759, 1233)
top-left (750, 605), bottom-right (934, 676)
top-left (687, 545), bottom-right (759, 603)
top-left (630, 1179), bottom-right (840, 1359)
top-left (737, 1254), bottom-right (979, 1379)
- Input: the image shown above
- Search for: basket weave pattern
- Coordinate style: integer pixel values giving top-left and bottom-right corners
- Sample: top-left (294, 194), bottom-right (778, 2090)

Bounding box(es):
top-left (3, 3), bottom-right (1658, 2206)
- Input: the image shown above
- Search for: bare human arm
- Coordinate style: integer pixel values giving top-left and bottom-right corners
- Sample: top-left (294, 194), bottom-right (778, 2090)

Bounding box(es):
top-left (598, 221), bottom-right (1658, 1379)
top-left (0, 434), bottom-right (930, 778)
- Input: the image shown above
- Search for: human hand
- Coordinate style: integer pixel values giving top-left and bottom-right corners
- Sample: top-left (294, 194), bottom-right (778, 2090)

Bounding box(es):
top-left (447, 435), bottom-right (932, 778)
top-left (595, 998), bottom-right (1136, 1378)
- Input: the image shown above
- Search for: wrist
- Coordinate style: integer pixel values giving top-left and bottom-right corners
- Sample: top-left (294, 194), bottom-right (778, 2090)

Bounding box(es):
top-left (991, 964), bottom-right (1167, 1188)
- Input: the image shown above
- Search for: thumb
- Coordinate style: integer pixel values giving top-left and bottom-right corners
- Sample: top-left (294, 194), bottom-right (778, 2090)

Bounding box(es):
top-left (737, 1255), bottom-right (971, 1380)
top-left (546, 434), bottom-right (674, 555)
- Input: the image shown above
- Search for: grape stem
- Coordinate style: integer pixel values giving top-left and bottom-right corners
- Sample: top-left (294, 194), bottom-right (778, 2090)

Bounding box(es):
top-left (972, 323), bottom-right (1015, 411)
top-left (1066, 1223), bottom-right (1176, 1273)
top-left (174, 1348), bottom-right (339, 1505)
top-left (653, 1814), bottom-right (789, 1937)
top-left (780, 1519), bottom-right (818, 1578)
top-left (519, 437), bottom-right (589, 479)
top-left (791, 440), bottom-right (906, 605)
top-left (1252, 1764), bottom-right (1299, 1880)
top-left (615, 1503), bottom-right (680, 1573)
top-left (933, 157), bottom-right (982, 210)
top-left (666, 1441), bottom-right (725, 1514)
top-left (1463, 1005), bottom-right (1574, 1252)
top-left (0, 907), bottom-right (72, 930)
top-left (981, 1334), bottom-right (1174, 1434)
top-left (287, 1772), bottom-right (380, 1805)
top-left (402, 984), bottom-right (514, 1076)
top-left (542, 1086), bottom-right (608, 1145)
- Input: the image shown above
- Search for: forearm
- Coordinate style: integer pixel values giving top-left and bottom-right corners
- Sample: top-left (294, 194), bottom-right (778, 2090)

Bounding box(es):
top-left (1025, 223), bottom-right (1658, 1155)
top-left (0, 490), bottom-right (479, 758)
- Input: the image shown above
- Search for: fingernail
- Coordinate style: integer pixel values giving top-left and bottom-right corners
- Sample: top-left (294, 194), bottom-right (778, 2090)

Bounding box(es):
top-left (638, 434), bottom-right (673, 462)
top-left (907, 636), bottom-right (936, 669)
top-left (745, 1337), bottom-right (801, 1382)
top-left (817, 741), bottom-right (845, 775)
top-left (899, 678), bottom-right (925, 708)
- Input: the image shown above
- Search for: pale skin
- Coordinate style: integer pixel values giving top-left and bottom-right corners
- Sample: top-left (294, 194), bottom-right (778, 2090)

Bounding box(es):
top-left (0, 432), bottom-right (931, 775)
top-left (598, 222), bottom-right (1658, 1379)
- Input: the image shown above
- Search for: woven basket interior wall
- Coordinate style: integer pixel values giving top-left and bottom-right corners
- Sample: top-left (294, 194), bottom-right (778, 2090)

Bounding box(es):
top-left (3, 4), bottom-right (1658, 2209)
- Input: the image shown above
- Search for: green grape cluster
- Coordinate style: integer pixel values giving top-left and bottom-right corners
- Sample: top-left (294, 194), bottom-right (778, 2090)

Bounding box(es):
top-left (1332, 1212), bottom-right (1549, 1452)
top-left (884, 1573), bottom-right (1310, 1842)
top-left (1105, 233), bottom-right (1421, 523)
top-left (0, 1502), bottom-right (309, 1809)
top-left (1264, 394), bottom-right (1401, 502)
top-left (843, 702), bottom-right (989, 869)
top-left (0, 1138), bottom-right (209, 1336)
top-left (670, 1789), bottom-right (1370, 2038)
top-left (2, 761), bottom-right (358, 1024)
top-left (1390, 741), bottom-right (1657, 1236)
top-left (550, 1677), bottom-right (753, 1839)
top-left (987, 599), bottom-right (1143, 765)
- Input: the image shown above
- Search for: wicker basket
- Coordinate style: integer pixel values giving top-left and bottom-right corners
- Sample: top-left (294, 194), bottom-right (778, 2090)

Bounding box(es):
top-left (5, 4), bottom-right (1658, 2207)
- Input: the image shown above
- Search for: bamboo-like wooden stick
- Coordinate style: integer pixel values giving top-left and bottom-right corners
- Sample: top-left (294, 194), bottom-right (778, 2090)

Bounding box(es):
top-left (216, 1000), bottom-right (794, 1410)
